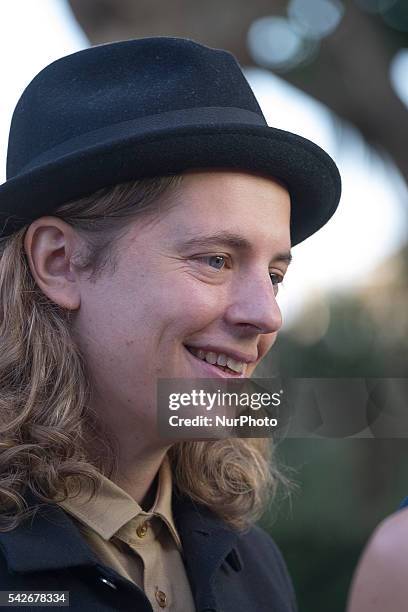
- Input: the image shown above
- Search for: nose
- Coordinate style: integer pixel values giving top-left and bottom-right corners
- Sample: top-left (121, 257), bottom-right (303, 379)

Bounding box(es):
top-left (224, 270), bottom-right (283, 335)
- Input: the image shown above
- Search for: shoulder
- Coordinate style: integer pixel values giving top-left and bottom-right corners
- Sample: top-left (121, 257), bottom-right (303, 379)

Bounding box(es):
top-left (347, 508), bottom-right (408, 611)
top-left (238, 523), bottom-right (288, 565)
top-left (235, 524), bottom-right (297, 608)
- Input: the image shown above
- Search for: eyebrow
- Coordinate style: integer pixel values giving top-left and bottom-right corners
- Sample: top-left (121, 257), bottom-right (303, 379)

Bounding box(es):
top-left (176, 231), bottom-right (292, 264)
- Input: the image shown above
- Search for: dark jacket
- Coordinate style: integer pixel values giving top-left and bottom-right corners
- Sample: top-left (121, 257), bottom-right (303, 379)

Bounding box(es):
top-left (0, 489), bottom-right (297, 611)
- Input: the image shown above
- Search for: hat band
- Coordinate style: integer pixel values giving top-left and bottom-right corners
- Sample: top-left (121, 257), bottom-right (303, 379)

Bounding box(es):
top-left (12, 106), bottom-right (266, 178)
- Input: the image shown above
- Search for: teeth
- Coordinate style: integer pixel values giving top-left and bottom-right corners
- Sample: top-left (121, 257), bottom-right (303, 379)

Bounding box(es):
top-left (226, 358), bottom-right (244, 373)
top-left (216, 354), bottom-right (228, 366)
top-left (187, 346), bottom-right (247, 374)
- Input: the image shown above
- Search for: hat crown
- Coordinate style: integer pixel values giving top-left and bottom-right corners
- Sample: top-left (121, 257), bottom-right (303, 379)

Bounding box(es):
top-left (7, 37), bottom-right (265, 179)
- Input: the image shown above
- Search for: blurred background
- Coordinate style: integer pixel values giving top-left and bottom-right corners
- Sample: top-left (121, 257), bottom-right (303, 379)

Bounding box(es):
top-left (1, 1), bottom-right (408, 610)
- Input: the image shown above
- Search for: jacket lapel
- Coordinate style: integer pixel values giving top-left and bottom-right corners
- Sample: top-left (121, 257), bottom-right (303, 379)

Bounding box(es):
top-left (172, 491), bottom-right (243, 611)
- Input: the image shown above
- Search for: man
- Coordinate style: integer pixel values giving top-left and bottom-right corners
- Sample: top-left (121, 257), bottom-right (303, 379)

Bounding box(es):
top-left (0, 38), bottom-right (341, 611)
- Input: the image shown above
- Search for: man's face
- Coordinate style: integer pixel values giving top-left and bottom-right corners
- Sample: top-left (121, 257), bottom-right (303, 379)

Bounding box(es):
top-left (71, 170), bottom-right (291, 445)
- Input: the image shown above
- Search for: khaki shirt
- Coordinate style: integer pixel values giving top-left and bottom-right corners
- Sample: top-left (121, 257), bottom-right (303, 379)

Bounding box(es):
top-left (57, 456), bottom-right (196, 611)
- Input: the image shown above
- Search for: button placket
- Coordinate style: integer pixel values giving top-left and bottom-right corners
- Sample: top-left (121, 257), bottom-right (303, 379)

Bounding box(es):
top-left (140, 521), bottom-right (173, 610)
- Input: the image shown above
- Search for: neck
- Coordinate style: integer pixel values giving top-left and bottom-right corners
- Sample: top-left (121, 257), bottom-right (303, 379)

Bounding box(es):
top-left (110, 446), bottom-right (171, 506)
top-left (82, 398), bottom-right (174, 506)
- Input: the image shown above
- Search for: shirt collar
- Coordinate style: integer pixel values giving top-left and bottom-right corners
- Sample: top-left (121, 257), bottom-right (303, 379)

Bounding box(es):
top-left (57, 454), bottom-right (182, 550)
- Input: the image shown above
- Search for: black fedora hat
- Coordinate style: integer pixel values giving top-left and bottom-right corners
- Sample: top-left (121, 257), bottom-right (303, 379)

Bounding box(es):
top-left (0, 37), bottom-right (341, 245)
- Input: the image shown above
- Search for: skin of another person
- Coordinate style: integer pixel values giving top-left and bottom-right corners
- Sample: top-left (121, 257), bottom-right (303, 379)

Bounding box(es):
top-left (23, 169), bottom-right (291, 504)
top-left (347, 509), bottom-right (408, 611)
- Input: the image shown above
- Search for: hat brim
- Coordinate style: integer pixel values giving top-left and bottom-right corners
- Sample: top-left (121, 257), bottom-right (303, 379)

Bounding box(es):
top-left (0, 122), bottom-right (341, 244)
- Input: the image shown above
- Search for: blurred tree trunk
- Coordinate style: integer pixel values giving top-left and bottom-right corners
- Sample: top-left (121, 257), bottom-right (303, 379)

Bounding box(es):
top-left (68, 0), bottom-right (408, 184)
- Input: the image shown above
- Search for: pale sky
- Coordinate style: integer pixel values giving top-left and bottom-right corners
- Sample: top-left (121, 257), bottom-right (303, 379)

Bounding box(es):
top-left (1, 0), bottom-right (407, 326)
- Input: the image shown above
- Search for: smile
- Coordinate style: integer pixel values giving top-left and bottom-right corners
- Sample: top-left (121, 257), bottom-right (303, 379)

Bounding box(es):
top-left (184, 345), bottom-right (249, 378)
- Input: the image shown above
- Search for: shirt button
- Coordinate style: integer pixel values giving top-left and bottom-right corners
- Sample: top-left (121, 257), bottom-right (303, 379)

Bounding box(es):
top-left (136, 520), bottom-right (150, 538)
top-left (155, 588), bottom-right (167, 608)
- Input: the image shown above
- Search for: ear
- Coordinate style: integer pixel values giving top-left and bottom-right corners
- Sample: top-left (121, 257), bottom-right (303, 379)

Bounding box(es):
top-left (23, 216), bottom-right (81, 311)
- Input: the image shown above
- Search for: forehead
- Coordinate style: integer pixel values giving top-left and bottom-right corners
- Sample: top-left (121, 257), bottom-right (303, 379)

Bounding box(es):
top-left (162, 170), bottom-right (291, 250)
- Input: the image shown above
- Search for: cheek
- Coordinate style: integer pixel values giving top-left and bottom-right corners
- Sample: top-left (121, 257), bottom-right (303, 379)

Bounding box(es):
top-left (259, 332), bottom-right (279, 359)
top-left (159, 281), bottom-right (228, 330)
top-left (248, 333), bottom-right (278, 376)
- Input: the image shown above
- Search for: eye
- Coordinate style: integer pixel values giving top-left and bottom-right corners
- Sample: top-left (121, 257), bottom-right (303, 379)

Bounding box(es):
top-left (198, 255), bottom-right (227, 271)
top-left (269, 272), bottom-right (284, 292)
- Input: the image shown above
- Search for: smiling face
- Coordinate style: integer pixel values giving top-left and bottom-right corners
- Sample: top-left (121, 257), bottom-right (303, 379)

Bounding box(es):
top-left (68, 170), bottom-right (291, 449)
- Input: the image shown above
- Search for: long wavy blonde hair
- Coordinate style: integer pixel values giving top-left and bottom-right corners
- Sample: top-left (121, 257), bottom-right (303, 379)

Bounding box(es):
top-left (0, 174), bottom-right (282, 533)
